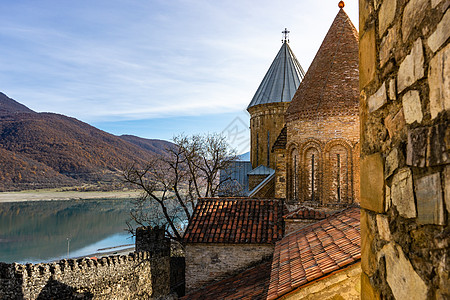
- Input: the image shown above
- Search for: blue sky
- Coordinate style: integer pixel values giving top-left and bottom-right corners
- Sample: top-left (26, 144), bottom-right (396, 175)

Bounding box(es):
top-left (0, 0), bottom-right (358, 154)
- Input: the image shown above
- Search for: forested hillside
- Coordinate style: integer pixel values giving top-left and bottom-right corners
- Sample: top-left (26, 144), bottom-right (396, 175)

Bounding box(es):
top-left (0, 93), bottom-right (173, 191)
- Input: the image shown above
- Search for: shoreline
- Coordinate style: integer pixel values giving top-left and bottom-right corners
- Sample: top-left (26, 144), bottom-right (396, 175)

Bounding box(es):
top-left (0, 189), bottom-right (141, 203)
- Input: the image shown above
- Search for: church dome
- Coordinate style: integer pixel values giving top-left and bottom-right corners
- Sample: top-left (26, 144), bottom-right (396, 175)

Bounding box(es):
top-left (247, 39), bottom-right (305, 110)
top-left (285, 9), bottom-right (359, 121)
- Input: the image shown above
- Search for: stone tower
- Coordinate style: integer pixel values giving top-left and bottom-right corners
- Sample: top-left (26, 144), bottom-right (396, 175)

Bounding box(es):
top-left (276, 7), bottom-right (360, 206)
top-left (247, 32), bottom-right (305, 170)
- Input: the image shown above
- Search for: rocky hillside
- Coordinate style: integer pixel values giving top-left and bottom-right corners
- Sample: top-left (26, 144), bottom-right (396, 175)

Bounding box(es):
top-left (0, 92), bottom-right (173, 191)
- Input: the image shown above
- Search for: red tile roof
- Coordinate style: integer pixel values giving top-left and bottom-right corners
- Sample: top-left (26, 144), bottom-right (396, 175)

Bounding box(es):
top-left (283, 206), bottom-right (332, 220)
top-left (183, 198), bottom-right (285, 244)
top-left (267, 207), bottom-right (361, 300)
top-left (285, 8), bottom-right (359, 122)
top-left (181, 261), bottom-right (272, 300)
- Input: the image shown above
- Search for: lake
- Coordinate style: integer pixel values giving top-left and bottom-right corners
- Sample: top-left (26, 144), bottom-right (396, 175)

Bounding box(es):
top-left (0, 199), bottom-right (136, 264)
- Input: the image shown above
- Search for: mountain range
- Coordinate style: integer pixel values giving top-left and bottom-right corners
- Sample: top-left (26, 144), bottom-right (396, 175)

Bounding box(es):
top-left (0, 92), bottom-right (173, 191)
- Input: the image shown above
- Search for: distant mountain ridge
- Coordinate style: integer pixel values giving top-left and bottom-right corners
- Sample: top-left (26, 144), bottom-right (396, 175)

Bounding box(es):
top-left (0, 92), bottom-right (173, 191)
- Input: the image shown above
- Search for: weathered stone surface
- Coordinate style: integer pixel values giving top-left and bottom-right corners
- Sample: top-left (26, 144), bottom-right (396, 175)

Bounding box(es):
top-left (381, 243), bottom-right (428, 300)
top-left (359, 0), bottom-right (373, 33)
top-left (432, 0), bottom-right (444, 7)
top-left (376, 214), bottom-right (391, 241)
top-left (386, 185), bottom-right (391, 211)
top-left (361, 153), bottom-right (385, 213)
top-left (368, 82), bottom-right (387, 113)
top-left (427, 9), bottom-right (450, 53)
top-left (361, 210), bottom-right (376, 276)
top-left (416, 173), bottom-right (445, 225)
top-left (378, 0), bottom-right (397, 37)
top-left (402, 0), bottom-right (429, 42)
top-left (384, 109), bottom-right (405, 138)
top-left (402, 90), bottom-right (423, 124)
top-left (385, 148), bottom-right (399, 179)
top-left (407, 126), bottom-right (429, 167)
top-left (391, 168), bottom-right (416, 218)
top-left (445, 166), bottom-right (450, 213)
top-left (429, 43), bottom-right (450, 119)
top-left (380, 26), bottom-right (398, 67)
top-left (361, 272), bottom-right (381, 300)
top-left (388, 78), bottom-right (396, 100)
top-left (360, 26), bottom-right (377, 89)
top-left (397, 39), bottom-right (425, 93)
top-left (427, 123), bottom-right (450, 166)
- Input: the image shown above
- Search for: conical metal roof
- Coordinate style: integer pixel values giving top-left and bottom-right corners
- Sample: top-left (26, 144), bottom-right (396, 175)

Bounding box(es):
top-left (247, 41), bottom-right (305, 109)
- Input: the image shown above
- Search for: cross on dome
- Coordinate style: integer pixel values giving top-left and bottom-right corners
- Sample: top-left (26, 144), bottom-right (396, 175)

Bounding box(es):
top-left (282, 28), bottom-right (290, 43)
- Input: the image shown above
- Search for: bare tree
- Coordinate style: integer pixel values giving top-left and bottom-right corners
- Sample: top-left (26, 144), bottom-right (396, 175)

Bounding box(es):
top-left (123, 133), bottom-right (237, 241)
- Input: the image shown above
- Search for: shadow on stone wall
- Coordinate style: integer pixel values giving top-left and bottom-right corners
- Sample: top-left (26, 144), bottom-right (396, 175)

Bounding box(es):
top-left (36, 278), bottom-right (93, 299)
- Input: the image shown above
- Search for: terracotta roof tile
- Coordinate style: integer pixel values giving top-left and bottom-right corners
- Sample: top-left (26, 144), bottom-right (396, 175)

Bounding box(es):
top-left (285, 8), bottom-right (359, 122)
top-left (182, 261), bottom-right (272, 300)
top-left (183, 198), bottom-right (285, 244)
top-left (267, 207), bottom-right (360, 300)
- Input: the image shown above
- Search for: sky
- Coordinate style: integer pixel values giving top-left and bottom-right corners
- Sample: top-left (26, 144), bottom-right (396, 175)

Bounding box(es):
top-left (0, 0), bottom-right (358, 154)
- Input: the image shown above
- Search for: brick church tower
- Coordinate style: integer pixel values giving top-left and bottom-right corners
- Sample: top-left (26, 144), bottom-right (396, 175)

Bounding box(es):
top-left (275, 7), bottom-right (360, 207)
top-left (247, 31), bottom-right (305, 170)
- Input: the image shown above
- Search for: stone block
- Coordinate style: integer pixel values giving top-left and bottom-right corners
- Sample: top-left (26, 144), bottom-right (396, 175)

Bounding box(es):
top-left (402, 0), bottom-right (429, 42)
top-left (429, 43), bottom-right (450, 119)
top-left (427, 123), bottom-right (449, 166)
top-left (416, 173), bottom-right (445, 225)
top-left (359, 0), bottom-right (373, 31)
top-left (445, 166), bottom-right (450, 213)
top-left (385, 148), bottom-right (399, 179)
top-left (407, 126), bottom-right (429, 167)
top-left (384, 109), bottom-right (405, 138)
top-left (360, 26), bottom-right (377, 89)
top-left (391, 168), bottom-right (416, 218)
top-left (397, 39), bottom-right (425, 93)
top-left (360, 153), bottom-right (385, 213)
top-left (427, 9), bottom-right (450, 53)
top-left (368, 82), bottom-right (387, 113)
top-left (402, 90), bottom-right (423, 124)
top-left (381, 243), bottom-right (428, 300)
top-left (376, 214), bottom-right (391, 241)
top-left (378, 0), bottom-right (397, 37)
top-left (361, 272), bottom-right (381, 300)
top-left (380, 26), bottom-right (398, 67)
top-left (386, 185), bottom-right (391, 211)
top-left (388, 78), bottom-right (396, 100)
top-left (432, 0), bottom-right (444, 7)
top-left (361, 210), bottom-right (376, 276)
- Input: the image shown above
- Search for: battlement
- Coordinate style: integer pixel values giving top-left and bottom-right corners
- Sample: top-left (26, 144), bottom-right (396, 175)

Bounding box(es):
top-left (0, 251), bottom-right (170, 299)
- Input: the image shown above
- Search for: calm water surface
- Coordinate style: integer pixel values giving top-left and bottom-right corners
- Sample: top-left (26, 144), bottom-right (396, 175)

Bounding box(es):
top-left (0, 199), bottom-right (135, 264)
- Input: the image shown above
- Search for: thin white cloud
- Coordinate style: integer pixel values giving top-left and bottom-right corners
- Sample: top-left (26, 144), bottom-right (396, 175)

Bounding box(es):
top-left (0, 0), bottom-right (359, 123)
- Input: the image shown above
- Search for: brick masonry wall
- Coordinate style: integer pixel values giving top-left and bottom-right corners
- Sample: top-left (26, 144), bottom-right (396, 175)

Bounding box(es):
top-left (185, 243), bottom-right (274, 293)
top-left (282, 262), bottom-right (361, 300)
top-left (0, 252), bottom-right (169, 299)
top-left (284, 114), bottom-right (360, 206)
top-left (249, 102), bottom-right (290, 170)
top-left (359, 0), bottom-right (449, 299)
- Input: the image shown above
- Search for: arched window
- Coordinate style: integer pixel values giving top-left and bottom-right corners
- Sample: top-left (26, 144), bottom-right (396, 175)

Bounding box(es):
top-left (304, 147), bottom-right (320, 202)
top-left (256, 133), bottom-right (259, 166)
top-left (327, 143), bottom-right (350, 203)
top-left (267, 130), bottom-right (270, 166)
top-left (289, 148), bottom-right (298, 200)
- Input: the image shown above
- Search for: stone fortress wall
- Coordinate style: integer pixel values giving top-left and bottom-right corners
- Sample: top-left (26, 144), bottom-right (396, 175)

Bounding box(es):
top-left (0, 227), bottom-right (171, 299)
top-left (359, 0), bottom-right (449, 298)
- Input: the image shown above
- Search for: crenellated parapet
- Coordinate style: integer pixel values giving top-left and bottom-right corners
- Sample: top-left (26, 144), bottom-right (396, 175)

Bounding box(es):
top-left (0, 251), bottom-right (167, 299)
